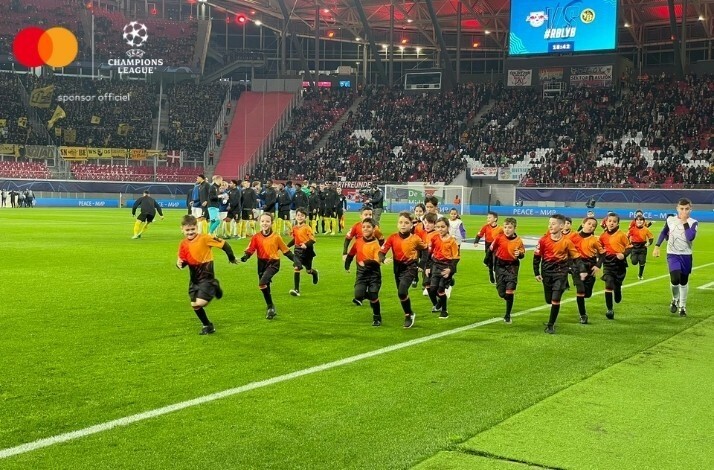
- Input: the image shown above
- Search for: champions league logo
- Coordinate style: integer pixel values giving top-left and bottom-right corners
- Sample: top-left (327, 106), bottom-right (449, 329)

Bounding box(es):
top-left (107, 21), bottom-right (164, 74)
top-left (123, 21), bottom-right (148, 58)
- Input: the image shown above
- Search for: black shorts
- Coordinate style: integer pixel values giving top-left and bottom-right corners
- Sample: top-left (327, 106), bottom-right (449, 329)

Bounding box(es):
top-left (355, 266), bottom-right (381, 293)
top-left (188, 279), bottom-right (219, 302)
top-left (483, 246), bottom-right (494, 267)
top-left (542, 273), bottom-right (569, 294)
top-left (309, 210), bottom-right (318, 220)
top-left (295, 247), bottom-right (316, 271)
top-left (257, 259), bottom-right (280, 286)
top-left (323, 209), bottom-right (336, 218)
top-left (494, 260), bottom-right (519, 297)
top-left (602, 260), bottom-right (627, 288)
top-left (630, 246), bottom-right (647, 265)
top-left (429, 262), bottom-right (452, 291)
top-left (227, 211), bottom-right (240, 220)
top-left (393, 261), bottom-right (418, 293)
top-left (242, 209), bottom-right (254, 220)
top-left (137, 213), bottom-right (155, 223)
top-left (278, 210), bottom-right (290, 220)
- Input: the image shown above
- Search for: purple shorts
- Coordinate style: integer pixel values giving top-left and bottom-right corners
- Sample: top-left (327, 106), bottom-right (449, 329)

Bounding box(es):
top-left (667, 254), bottom-right (693, 275)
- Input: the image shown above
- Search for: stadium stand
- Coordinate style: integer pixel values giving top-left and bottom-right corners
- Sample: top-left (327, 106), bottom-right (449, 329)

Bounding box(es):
top-left (24, 75), bottom-right (157, 149)
top-left (69, 162), bottom-right (202, 182)
top-left (252, 83), bottom-right (494, 182)
top-left (0, 161), bottom-right (52, 179)
top-left (0, 74), bottom-right (48, 145)
top-left (248, 88), bottom-right (354, 178)
top-left (164, 82), bottom-right (229, 161)
top-left (215, 91), bottom-right (295, 178)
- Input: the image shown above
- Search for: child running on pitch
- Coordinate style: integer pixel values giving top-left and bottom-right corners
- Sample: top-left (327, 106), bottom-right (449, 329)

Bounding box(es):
top-left (653, 198), bottom-right (698, 317)
top-left (345, 218), bottom-right (385, 326)
top-left (240, 213), bottom-right (302, 320)
top-left (474, 211), bottom-right (503, 284)
top-left (489, 217), bottom-right (525, 324)
top-left (599, 212), bottom-right (632, 320)
top-left (569, 216), bottom-right (605, 324)
top-left (427, 217), bottom-right (459, 319)
top-left (380, 212), bottom-right (427, 328)
top-left (628, 215), bottom-right (654, 280)
top-left (411, 203), bottom-right (427, 288)
top-left (177, 214), bottom-right (237, 335)
top-left (534, 214), bottom-right (587, 334)
top-left (419, 212), bottom-right (439, 295)
top-left (288, 207), bottom-right (319, 296)
top-left (445, 208), bottom-right (466, 297)
top-left (343, 206), bottom-right (384, 262)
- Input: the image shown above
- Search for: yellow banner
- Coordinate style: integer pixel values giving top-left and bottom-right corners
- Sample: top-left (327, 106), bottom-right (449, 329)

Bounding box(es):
top-left (59, 146), bottom-right (88, 160)
top-left (110, 148), bottom-right (128, 158)
top-left (91, 115), bottom-right (101, 124)
top-left (0, 119), bottom-right (6, 128)
top-left (130, 149), bottom-right (147, 160)
top-left (30, 85), bottom-right (55, 108)
top-left (54, 127), bottom-right (62, 137)
top-left (117, 123), bottom-right (130, 136)
top-left (0, 144), bottom-right (18, 157)
top-left (18, 117), bottom-right (27, 128)
top-left (146, 150), bottom-right (167, 159)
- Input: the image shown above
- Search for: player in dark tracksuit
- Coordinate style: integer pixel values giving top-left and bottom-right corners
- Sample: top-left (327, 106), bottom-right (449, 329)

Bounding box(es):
top-left (131, 190), bottom-right (164, 239)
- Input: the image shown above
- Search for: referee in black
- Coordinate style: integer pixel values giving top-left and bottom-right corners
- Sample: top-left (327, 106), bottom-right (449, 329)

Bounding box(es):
top-left (132, 190), bottom-right (164, 239)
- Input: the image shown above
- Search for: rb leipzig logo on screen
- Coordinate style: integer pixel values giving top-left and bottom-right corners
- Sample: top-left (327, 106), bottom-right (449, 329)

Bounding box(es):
top-left (12, 27), bottom-right (78, 68)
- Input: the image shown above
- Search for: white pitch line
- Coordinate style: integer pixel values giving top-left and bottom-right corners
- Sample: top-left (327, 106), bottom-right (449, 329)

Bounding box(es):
top-left (697, 281), bottom-right (714, 290)
top-left (2, 262), bottom-right (713, 460)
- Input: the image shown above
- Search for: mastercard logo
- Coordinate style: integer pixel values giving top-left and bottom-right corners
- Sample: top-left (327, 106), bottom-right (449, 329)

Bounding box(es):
top-left (12, 27), bottom-right (78, 68)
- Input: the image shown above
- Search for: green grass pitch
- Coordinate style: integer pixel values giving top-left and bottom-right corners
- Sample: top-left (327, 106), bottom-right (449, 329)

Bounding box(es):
top-left (1, 208), bottom-right (712, 469)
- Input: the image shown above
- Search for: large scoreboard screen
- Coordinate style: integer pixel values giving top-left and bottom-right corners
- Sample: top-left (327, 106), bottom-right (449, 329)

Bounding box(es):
top-left (508, 0), bottom-right (618, 56)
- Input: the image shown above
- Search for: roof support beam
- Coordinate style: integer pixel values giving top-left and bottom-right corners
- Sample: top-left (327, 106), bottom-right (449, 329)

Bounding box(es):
top-left (275, 0), bottom-right (316, 87)
top-left (423, 0), bottom-right (457, 90)
top-left (353, 0), bottom-right (389, 84)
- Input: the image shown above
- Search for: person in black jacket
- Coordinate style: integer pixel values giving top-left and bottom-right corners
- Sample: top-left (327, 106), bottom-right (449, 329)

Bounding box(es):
top-left (131, 190), bottom-right (164, 239)
top-left (263, 180), bottom-right (277, 217)
top-left (276, 182), bottom-right (293, 235)
top-left (293, 183), bottom-right (309, 215)
top-left (226, 179), bottom-right (242, 238)
top-left (188, 174), bottom-right (210, 232)
top-left (322, 183), bottom-right (339, 235)
top-left (240, 180), bottom-right (258, 237)
top-left (336, 191), bottom-right (347, 233)
top-left (308, 184), bottom-right (321, 233)
top-left (367, 184), bottom-right (384, 226)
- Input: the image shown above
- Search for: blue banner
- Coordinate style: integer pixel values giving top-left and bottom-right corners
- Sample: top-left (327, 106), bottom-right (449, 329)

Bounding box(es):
top-left (124, 199), bottom-right (187, 209)
top-left (516, 188), bottom-right (714, 205)
top-left (509, 0), bottom-right (617, 56)
top-left (34, 198), bottom-right (120, 208)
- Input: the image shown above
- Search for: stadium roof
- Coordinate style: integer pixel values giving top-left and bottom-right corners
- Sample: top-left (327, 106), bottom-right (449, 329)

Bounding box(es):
top-left (206, 0), bottom-right (714, 49)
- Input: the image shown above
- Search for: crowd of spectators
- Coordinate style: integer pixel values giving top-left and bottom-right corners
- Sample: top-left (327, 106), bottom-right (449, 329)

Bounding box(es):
top-left (253, 83), bottom-right (494, 182)
top-left (0, 74), bottom-right (47, 145)
top-left (463, 74), bottom-right (712, 188)
top-left (162, 82), bottom-right (229, 161)
top-left (24, 75), bottom-right (157, 149)
top-left (252, 88), bottom-right (354, 179)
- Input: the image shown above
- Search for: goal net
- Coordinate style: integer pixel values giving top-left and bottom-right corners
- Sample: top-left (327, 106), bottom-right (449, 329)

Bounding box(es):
top-left (383, 184), bottom-right (470, 215)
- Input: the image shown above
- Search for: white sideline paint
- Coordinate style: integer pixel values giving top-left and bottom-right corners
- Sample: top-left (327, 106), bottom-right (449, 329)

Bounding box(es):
top-left (2, 262), bottom-right (713, 460)
top-left (697, 281), bottom-right (714, 290)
